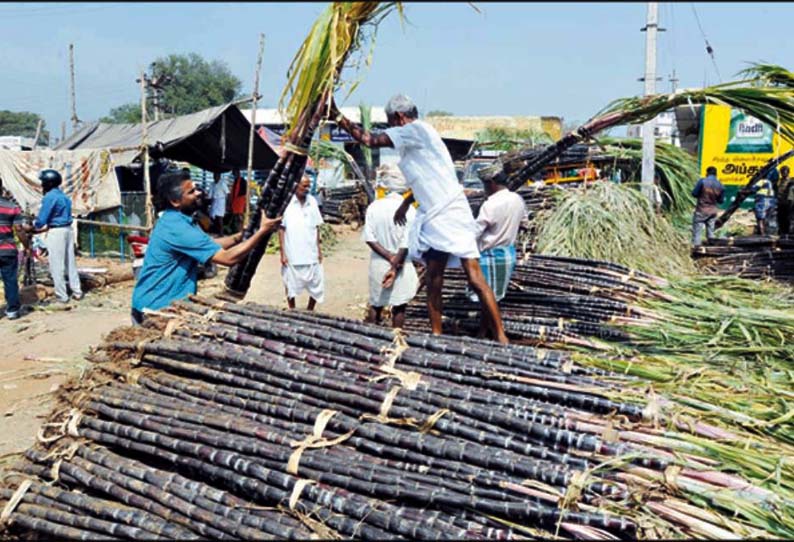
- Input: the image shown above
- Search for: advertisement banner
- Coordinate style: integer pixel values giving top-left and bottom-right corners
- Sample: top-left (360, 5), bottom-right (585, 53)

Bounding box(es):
top-left (698, 104), bottom-right (794, 188)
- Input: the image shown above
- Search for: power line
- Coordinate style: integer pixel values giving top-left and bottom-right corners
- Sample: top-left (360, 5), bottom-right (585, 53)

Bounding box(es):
top-left (690, 2), bottom-right (721, 83)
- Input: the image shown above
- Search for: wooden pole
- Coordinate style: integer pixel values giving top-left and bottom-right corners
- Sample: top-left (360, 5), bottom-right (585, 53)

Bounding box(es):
top-left (244, 33), bottom-right (266, 227)
top-left (69, 44), bottom-right (79, 132)
top-left (139, 71), bottom-right (153, 230)
top-left (31, 119), bottom-right (43, 149)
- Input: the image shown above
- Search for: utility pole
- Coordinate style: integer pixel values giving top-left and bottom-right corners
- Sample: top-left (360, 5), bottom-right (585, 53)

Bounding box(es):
top-left (68, 43), bottom-right (79, 132)
top-left (137, 70), bottom-right (154, 230)
top-left (148, 62), bottom-right (173, 122)
top-left (245, 33), bottom-right (265, 227)
top-left (639, 2), bottom-right (663, 204)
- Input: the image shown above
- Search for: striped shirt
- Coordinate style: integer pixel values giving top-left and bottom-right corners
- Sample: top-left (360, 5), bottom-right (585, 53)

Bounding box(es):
top-left (0, 197), bottom-right (23, 257)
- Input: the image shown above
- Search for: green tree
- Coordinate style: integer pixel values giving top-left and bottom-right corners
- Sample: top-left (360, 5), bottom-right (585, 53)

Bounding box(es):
top-left (0, 110), bottom-right (49, 145)
top-left (153, 53), bottom-right (242, 116)
top-left (100, 103), bottom-right (141, 124)
top-left (101, 53), bottom-right (242, 123)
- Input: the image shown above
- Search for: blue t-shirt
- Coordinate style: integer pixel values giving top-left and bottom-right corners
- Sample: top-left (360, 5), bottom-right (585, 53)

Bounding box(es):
top-left (131, 209), bottom-right (220, 312)
top-left (34, 188), bottom-right (72, 229)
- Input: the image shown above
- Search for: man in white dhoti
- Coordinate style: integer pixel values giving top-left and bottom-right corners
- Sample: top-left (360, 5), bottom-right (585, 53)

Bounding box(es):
top-left (363, 165), bottom-right (419, 329)
top-left (333, 94), bottom-right (508, 343)
top-left (279, 176), bottom-right (324, 310)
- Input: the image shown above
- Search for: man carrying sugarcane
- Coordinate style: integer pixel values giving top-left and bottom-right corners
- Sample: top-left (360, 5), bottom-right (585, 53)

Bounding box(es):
top-left (279, 175), bottom-right (325, 311)
top-left (131, 169), bottom-right (280, 325)
top-left (331, 94), bottom-right (509, 344)
top-left (470, 172), bottom-right (528, 304)
top-left (691, 166), bottom-right (725, 247)
top-left (363, 164), bottom-right (419, 329)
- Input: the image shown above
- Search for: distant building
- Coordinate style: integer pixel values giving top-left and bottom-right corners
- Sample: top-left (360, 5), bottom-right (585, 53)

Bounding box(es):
top-left (626, 110), bottom-right (679, 146)
top-left (0, 135), bottom-right (37, 150)
top-left (425, 115), bottom-right (562, 142)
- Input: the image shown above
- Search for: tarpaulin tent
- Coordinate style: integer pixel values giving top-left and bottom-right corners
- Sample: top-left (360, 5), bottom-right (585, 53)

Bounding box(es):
top-left (56, 103), bottom-right (279, 173)
top-left (0, 148), bottom-right (121, 215)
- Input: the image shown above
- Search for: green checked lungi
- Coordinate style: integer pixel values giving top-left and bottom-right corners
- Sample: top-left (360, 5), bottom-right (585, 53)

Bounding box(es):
top-left (467, 245), bottom-right (517, 303)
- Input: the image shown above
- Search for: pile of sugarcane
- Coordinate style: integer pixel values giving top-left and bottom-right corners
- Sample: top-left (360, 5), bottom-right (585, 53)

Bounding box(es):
top-left (692, 235), bottom-right (794, 282)
top-left (3, 296), bottom-right (794, 540)
top-left (321, 183), bottom-right (369, 225)
top-left (405, 254), bottom-right (667, 347)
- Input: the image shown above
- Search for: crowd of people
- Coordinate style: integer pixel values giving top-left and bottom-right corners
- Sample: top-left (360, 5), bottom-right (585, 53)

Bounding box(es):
top-left (12, 93), bottom-right (794, 338)
top-left (691, 164), bottom-right (794, 246)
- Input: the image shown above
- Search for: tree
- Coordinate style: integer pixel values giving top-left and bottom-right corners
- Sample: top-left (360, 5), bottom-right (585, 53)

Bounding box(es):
top-left (100, 103), bottom-right (141, 124)
top-left (426, 109), bottom-right (453, 117)
top-left (101, 53), bottom-right (243, 123)
top-left (153, 53), bottom-right (242, 116)
top-left (0, 110), bottom-right (49, 145)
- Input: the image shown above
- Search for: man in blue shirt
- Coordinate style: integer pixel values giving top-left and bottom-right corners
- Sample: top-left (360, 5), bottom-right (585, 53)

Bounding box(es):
top-left (32, 169), bottom-right (82, 303)
top-left (130, 168), bottom-right (281, 325)
top-left (691, 166), bottom-right (725, 246)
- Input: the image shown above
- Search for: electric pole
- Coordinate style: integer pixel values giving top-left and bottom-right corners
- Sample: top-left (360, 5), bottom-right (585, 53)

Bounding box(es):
top-left (640, 2), bottom-right (663, 203)
top-left (148, 62), bottom-right (173, 121)
top-left (68, 43), bottom-right (79, 132)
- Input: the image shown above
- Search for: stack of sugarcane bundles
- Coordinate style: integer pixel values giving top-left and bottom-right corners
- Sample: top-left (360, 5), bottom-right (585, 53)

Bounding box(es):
top-left (3, 297), bottom-right (794, 540)
top-left (321, 183), bottom-right (369, 225)
top-left (405, 254), bottom-right (664, 347)
top-left (692, 235), bottom-right (794, 281)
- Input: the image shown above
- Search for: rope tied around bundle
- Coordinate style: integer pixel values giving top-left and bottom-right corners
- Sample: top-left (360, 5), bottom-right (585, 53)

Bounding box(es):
top-left (0, 479), bottom-right (32, 526)
top-left (379, 328), bottom-right (409, 369)
top-left (286, 409), bottom-right (355, 475)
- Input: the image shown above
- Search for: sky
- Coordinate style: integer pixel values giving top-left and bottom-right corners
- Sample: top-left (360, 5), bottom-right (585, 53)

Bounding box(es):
top-left (1, 2), bottom-right (793, 142)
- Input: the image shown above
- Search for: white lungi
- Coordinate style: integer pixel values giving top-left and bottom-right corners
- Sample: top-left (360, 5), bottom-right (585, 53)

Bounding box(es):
top-left (282, 263), bottom-right (324, 302)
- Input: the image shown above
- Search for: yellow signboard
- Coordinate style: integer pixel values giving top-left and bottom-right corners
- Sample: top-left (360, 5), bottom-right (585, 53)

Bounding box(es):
top-left (699, 104), bottom-right (794, 187)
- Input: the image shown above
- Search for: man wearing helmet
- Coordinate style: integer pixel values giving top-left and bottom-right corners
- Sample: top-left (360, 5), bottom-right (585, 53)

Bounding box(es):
top-left (32, 169), bottom-right (83, 303)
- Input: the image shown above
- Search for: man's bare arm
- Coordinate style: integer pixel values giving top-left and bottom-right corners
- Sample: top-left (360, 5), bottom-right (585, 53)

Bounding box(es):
top-left (216, 232), bottom-right (243, 249)
top-left (337, 116), bottom-right (394, 148)
top-left (366, 240), bottom-right (394, 262)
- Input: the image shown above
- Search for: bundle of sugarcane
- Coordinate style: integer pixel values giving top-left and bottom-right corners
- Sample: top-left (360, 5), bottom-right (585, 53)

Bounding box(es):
top-left (691, 236), bottom-right (794, 281)
top-left (405, 254), bottom-right (665, 347)
top-left (4, 297), bottom-right (794, 539)
top-left (474, 64), bottom-right (794, 193)
top-left (321, 183), bottom-right (369, 225)
top-left (580, 273), bottom-right (794, 447)
top-left (533, 182), bottom-right (695, 277)
top-left (224, 2), bottom-right (403, 297)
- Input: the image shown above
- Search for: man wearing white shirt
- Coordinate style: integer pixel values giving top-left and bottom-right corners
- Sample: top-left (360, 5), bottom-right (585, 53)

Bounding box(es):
top-left (470, 174), bottom-right (528, 303)
top-left (332, 94), bottom-right (508, 343)
top-left (363, 165), bottom-right (419, 329)
top-left (209, 171), bottom-right (229, 234)
top-left (279, 176), bottom-right (324, 310)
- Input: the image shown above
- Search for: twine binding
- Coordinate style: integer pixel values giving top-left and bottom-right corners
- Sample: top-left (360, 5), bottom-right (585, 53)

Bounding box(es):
top-left (0, 479), bottom-right (32, 525)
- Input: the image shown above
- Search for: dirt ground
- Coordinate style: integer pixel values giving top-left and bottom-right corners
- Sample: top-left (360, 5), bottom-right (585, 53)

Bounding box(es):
top-left (0, 225), bottom-right (371, 459)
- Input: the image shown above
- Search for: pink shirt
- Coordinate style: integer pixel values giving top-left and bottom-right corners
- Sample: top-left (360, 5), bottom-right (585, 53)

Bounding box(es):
top-left (474, 189), bottom-right (527, 251)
